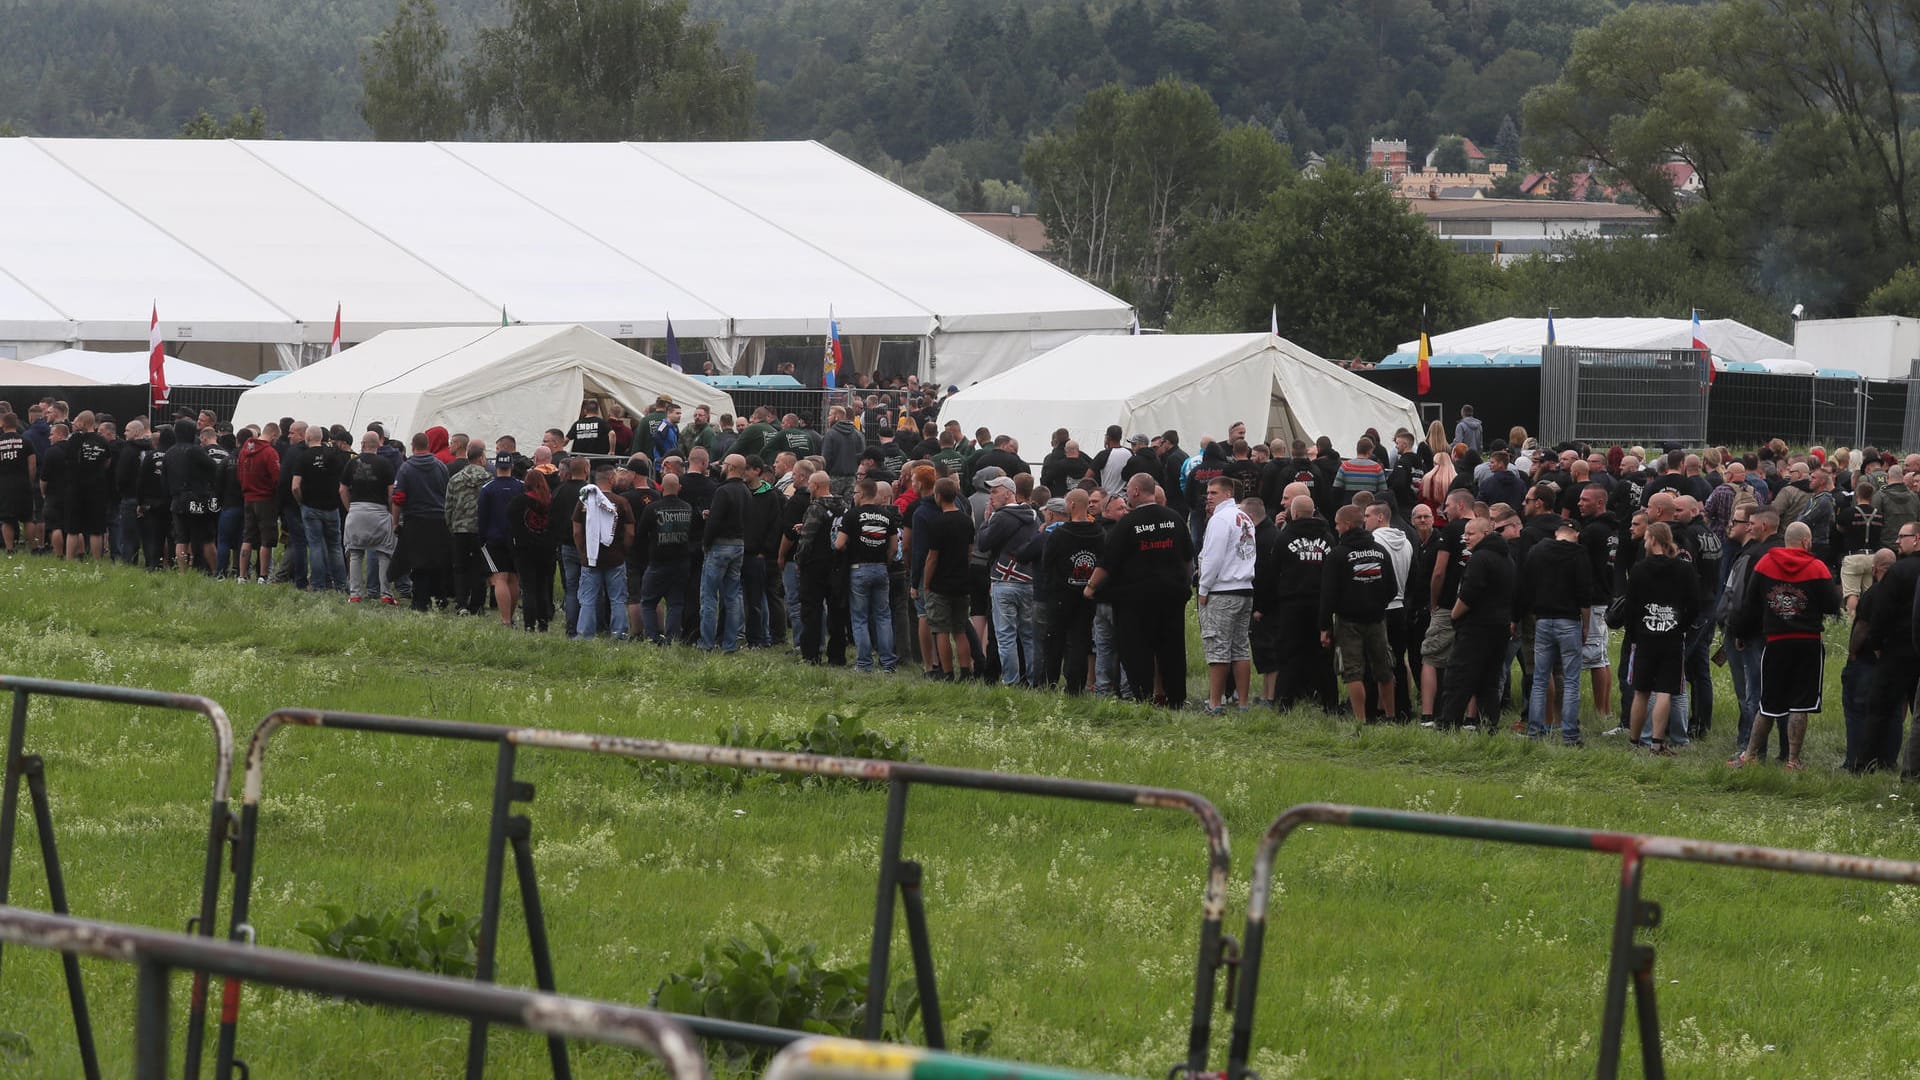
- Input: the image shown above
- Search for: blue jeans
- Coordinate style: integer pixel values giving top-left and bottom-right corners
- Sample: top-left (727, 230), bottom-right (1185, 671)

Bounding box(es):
top-left (1733, 635), bottom-right (1765, 753)
top-left (1670, 619), bottom-right (1714, 742)
top-left (849, 562), bottom-right (896, 671)
top-left (114, 497), bottom-right (140, 564)
top-left (1093, 603), bottom-right (1122, 695)
top-left (302, 506), bottom-right (346, 591)
top-left (216, 506), bottom-right (243, 576)
top-left (990, 579), bottom-right (1038, 686)
top-left (783, 561), bottom-right (802, 645)
top-left (274, 503), bottom-right (308, 587)
top-left (638, 560), bottom-right (687, 644)
top-left (1527, 617), bottom-right (1584, 742)
top-left (576, 562), bottom-right (628, 638)
top-left (699, 542), bottom-right (745, 651)
top-left (560, 545), bottom-right (582, 638)
top-left (743, 553), bottom-right (772, 646)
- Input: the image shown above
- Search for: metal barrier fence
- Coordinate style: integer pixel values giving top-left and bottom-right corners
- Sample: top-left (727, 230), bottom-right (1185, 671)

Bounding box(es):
top-left (0, 677), bottom-right (234, 1080)
top-left (218, 711), bottom-right (1234, 1080)
top-left (164, 387), bottom-right (250, 427)
top-left (1704, 372), bottom-right (1880, 449)
top-left (1224, 803), bottom-right (1920, 1080)
top-left (761, 1035), bottom-right (1126, 1080)
top-left (1541, 346), bottom-right (1709, 448)
top-left (0, 906), bottom-right (709, 1080)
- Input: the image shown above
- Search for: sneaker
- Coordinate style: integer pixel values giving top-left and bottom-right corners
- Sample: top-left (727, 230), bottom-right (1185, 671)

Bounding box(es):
top-left (1650, 742), bottom-right (1676, 757)
top-left (1601, 726), bottom-right (1627, 737)
top-left (1419, 719), bottom-right (1440, 729)
top-left (257, 576), bottom-right (267, 584)
top-left (380, 596), bottom-right (398, 605)
top-left (348, 595), bottom-right (363, 603)
top-left (1198, 704), bottom-right (1227, 716)
top-left (1726, 754), bottom-right (1750, 768)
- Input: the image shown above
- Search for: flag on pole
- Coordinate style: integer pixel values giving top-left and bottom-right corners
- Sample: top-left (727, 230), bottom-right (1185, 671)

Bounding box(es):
top-left (1546, 311), bottom-right (1556, 347)
top-left (1691, 308), bottom-right (1714, 389)
top-left (1270, 304), bottom-right (1279, 336)
top-left (1415, 304), bottom-right (1432, 397)
top-left (501, 304), bottom-right (509, 327)
top-left (329, 303), bottom-right (342, 357)
top-left (823, 307), bottom-right (842, 389)
top-left (1130, 313), bottom-right (1140, 336)
top-left (148, 302), bottom-right (168, 409)
top-left (664, 315), bottom-right (682, 372)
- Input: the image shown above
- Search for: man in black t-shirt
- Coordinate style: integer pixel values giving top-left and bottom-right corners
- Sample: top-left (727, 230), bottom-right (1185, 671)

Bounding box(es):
top-left (62, 410), bottom-right (113, 559)
top-left (1419, 489), bottom-right (1476, 725)
top-left (295, 426), bottom-right (351, 592)
top-left (918, 476), bottom-right (976, 679)
top-left (164, 419), bottom-right (218, 573)
top-left (0, 412), bottom-right (34, 554)
top-left (567, 400), bottom-right (611, 455)
top-left (1089, 473), bottom-right (1195, 708)
top-left (636, 473), bottom-right (694, 643)
top-left (838, 477), bottom-right (901, 672)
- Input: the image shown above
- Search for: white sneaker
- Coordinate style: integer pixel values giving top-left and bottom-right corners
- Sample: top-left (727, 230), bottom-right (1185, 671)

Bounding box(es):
top-left (1601, 726), bottom-right (1626, 737)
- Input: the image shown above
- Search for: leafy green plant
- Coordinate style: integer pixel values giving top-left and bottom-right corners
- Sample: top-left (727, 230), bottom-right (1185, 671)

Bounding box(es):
top-left (295, 889), bottom-right (479, 977)
top-left (650, 924), bottom-right (986, 1062)
top-left (641, 710), bottom-right (914, 792)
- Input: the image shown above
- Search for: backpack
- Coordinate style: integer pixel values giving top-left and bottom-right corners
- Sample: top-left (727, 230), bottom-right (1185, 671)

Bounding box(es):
top-left (796, 496), bottom-right (846, 564)
top-left (1731, 483), bottom-right (1758, 518)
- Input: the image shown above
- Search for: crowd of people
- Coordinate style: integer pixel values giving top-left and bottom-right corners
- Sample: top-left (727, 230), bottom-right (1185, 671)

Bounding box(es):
top-left (4, 387), bottom-right (1916, 777)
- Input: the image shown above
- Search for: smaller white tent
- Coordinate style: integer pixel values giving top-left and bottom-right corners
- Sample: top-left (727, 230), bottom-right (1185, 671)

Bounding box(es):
top-left (1393, 317), bottom-right (1793, 366)
top-left (939, 333), bottom-right (1419, 458)
top-left (25, 348), bottom-right (250, 387)
top-left (232, 324), bottom-right (733, 450)
top-left (0, 358), bottom-right (102, 386)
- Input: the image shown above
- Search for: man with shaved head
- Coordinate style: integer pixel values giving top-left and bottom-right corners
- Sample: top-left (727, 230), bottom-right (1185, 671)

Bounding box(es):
top-left (1086, 472), bottom-right (1193, 709)
top-left (699, 453), bottom-right (752, 652)
top-left (1266, 493), bottom-right (1336, 712)
top-left (1730, 520), bottom-right (1839, 770)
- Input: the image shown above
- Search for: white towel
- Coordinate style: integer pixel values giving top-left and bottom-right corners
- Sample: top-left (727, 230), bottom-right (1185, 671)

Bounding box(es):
top-left (581, 483), bottom-right (617, 566)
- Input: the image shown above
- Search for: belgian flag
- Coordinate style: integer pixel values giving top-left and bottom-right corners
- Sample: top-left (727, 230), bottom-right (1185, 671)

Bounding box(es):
top-left (1416, 303), bottom-right (1432, 396)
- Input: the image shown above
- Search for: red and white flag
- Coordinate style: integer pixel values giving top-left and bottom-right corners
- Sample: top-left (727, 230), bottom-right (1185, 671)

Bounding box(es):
top-left (329, 303), bottom-right (342, 356)
top-left (1691, 309), bottom-right (1715, 390)
top-left (148, 303), bottom-right (168, 408)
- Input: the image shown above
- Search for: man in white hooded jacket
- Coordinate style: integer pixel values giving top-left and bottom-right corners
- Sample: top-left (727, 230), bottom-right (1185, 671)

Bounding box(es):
top-left (1198, 476), bottom-right (1258, 713)
top-left (1366, 500), bottom-right (1416, 719)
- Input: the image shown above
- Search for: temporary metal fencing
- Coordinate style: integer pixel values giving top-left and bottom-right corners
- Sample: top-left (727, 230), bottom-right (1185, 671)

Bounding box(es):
top-left (1224, 802), bottom-right (1920, 1080)
top-left (1540, 346), bottom-right (1709, 448)
top-left (0, 676), bottom-right (234, 1080)
top-left (218, 711), bottom-right (1234, 1080)
top-left (0, 906), bottom-right (709, 1080)
top-left (1704, 371), bottom-right (1884, 450)
top-left (760, 1035), bottom-right (1127, 1080)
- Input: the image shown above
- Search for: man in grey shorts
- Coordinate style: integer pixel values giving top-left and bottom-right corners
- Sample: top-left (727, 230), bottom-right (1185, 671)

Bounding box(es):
top-left (1322, 504), bottom-right (1398, 723)
top-left (1420, 489), bottom-right (1475, 726)
top-left (1197, 476), bottom-right (1257, 713)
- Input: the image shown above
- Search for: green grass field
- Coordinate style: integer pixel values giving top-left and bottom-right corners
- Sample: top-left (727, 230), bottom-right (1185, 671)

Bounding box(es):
top-left (1, 559), bottom-right (1918, 1078)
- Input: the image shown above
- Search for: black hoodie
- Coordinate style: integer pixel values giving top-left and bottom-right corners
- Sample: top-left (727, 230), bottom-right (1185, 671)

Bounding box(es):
top-left (1043, 519), bottom-right (1106, 600)
top-left (1454, 532), bottom-right (1516, 630)
top-left (1625, 553), bottom-right (1700, 642)
top-left (1269, 516), bottom-right (1335, 604)
top-left (1518, 537), bottom-right (1593, 621)
top-left (1578, 511), bottom-right (1620, 603)
top-left (1320, 526), bottom-right (1397, 628)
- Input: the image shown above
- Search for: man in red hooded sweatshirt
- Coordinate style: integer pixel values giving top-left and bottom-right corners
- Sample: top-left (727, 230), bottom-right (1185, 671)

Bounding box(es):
top-left (427, 426), bottom-right (454, 466)
top-left (1730, 518), bottom-right (1840, 771)
top-left (236, 425), bottom-right (281, 582)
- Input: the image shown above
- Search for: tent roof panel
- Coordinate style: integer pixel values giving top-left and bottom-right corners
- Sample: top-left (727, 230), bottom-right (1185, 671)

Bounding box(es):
top-left (241, 142), bottom-right (728, 333)
top-left (31, 139), bottom-right (503, 327)
top-left (635, 142), bottom-right (1130, 328)
top-left (0, 141), bottom-right (289, 330)
top-left (442, 142), bottom-right (933, 334)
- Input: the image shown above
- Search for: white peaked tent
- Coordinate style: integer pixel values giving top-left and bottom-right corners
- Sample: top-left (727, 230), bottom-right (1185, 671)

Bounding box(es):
top-left (232, 324), bottom-right (733, 450)
top-left (30, 348), bottom-right (251, 387)
top-left (939, 333), bottom-right (1420, 458)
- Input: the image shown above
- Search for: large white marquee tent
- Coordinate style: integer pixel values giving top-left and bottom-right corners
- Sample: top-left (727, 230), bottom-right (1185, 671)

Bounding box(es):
top-left (0, 138), bottom-right (1129, 384)
top-left (232, 324), bottom-right (733, 451)
top-left (939, 333), bottom-right (1420, 457)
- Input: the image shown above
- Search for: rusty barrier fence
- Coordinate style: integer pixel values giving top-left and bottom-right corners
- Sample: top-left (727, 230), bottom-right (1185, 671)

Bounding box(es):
top-left (216, 711), bottom-right (1234, 1080)
top-left (1223, 803), bottom-right (1920, 1080)
top-left (0, 677), bottom-right (235, 1080)
top-left (760, 1035), bottom-right (1127, 1080)
top-left (0, 906), bottom-right (709, 1080)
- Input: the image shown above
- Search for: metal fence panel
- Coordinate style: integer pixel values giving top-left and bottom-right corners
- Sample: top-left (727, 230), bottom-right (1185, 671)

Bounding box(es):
top-left (1538, 346), bottom-right (1575, 446)
top-left (1865, 378), bottom-right (1908, 450)
top-left (1548, 347), bottom-right (1708, 448)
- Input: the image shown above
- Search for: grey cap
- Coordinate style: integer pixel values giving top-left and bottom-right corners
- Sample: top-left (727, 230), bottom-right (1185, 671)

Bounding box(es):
top-left (1129, 433), bottom-right (1149, 446)
top-left (973, 465), bottom-right (1005, 492)
top-left (1043, 497), bottom-right (1068, 515)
